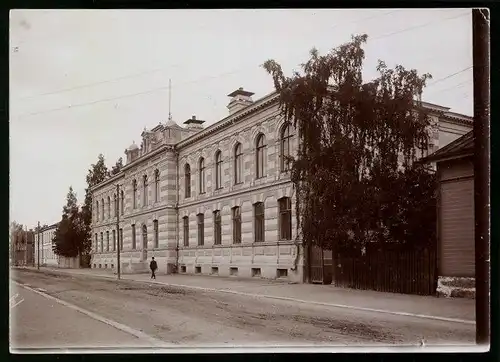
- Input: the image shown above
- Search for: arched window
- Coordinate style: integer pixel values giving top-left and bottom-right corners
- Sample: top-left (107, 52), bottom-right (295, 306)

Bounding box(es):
top-left (143, 175), bottom-right (148, 206)
top-left (234, 143), bottom-right (243, 184)
top-left (132, 180), bottom-right (137, 209)
top-left (199, 158), bottom-right (205, 193)
top-left (101, 199), bottom-right (105, 221)
top-left (215, 150), bottom-right (222, 189)
top-left (96, 201), bottom-right (99, 222)
top-left (107, 196), bottom-right (111, 219)
top-left (154, 169), bottom-right (160, 202)
top-left (280, 123), bottom-right (293, 172)
top-left (185, 163), bottom-right (191, 198)
top-left (256, 134), bottom-right (266, 179)
top-left (120, 190), bottom-right (124, 214)
top-left (113, 194), bottom-right (117, 217)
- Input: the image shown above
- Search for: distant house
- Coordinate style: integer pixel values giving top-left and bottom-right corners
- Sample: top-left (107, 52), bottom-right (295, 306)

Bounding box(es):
top-left (423, 130), bottom-right (475, 298)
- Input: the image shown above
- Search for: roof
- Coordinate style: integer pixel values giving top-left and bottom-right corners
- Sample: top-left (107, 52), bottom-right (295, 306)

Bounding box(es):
top-left (421, 130), bottom-right (474, 163)
top-left (227, 87), bottom-right (255, 98)
top-left (165, 119), bottom-right (182, 128)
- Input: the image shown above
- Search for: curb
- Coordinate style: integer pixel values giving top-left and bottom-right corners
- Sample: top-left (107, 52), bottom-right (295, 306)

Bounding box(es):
top-left (17, 267), bottom-right (476, 325)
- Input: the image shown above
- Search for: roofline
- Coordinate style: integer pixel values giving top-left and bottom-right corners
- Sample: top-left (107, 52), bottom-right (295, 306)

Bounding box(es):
top-left (421, 150), bottom-right (474, 163)
top-left (176, 90), bottom-right (279, 149)
top-left (39, 222), bottom-right (59, 232)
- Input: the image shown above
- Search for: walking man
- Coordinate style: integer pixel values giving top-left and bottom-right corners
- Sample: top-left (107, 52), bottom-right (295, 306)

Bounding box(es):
top-left (150, 257), bottom-right (157, 280)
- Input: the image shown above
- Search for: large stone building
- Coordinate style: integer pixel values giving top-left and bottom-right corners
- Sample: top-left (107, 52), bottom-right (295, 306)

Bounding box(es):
top-left (90, 87), bottom-right (472, 282)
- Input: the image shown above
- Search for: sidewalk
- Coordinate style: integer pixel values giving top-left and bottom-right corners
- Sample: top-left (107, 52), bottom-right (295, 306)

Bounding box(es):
top-left (16, 266), bottom-right (475, 323)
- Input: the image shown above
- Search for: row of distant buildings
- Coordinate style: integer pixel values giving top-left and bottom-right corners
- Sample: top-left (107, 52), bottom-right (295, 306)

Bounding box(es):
top-left (10, 223), bottom-right (78, 268)
top-left (89, 86), bottom-right (474, 291)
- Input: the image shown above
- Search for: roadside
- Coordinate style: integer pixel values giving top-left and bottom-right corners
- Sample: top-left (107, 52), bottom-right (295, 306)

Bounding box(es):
top-left (14, 266), bottom-right (475, 323)
top-left (10, 282), bottom-right (155, 350)
top-left (11, 268), bottom-right (475, 346)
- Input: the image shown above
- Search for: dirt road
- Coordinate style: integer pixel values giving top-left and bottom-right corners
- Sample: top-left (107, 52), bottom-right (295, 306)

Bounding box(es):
top-left (11, 269), bottom-right (475, 348)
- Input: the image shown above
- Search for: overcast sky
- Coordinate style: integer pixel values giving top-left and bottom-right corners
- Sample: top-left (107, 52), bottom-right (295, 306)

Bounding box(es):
top-left (10, 9), bottom-right (473, 228)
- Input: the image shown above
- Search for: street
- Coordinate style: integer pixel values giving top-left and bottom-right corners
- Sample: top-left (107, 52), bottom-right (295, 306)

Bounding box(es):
top-left (10, 269), bottom-right (475, 349)
top-left (10, 281), bottom-right (155, 350)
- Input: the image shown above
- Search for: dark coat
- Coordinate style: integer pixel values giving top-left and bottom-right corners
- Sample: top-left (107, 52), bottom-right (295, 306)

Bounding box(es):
top-left (150, 260), bottom-right (157, 271)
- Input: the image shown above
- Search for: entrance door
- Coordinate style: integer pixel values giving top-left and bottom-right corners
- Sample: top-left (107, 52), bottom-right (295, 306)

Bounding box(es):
top-left (142, 224), bottom-right (148, 261)
top-left (310, 244), bottom-right (324, 283)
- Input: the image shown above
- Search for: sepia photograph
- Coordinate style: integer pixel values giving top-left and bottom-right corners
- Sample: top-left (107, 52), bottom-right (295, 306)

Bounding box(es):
top-left (9, 8), bottom-right (490, 353)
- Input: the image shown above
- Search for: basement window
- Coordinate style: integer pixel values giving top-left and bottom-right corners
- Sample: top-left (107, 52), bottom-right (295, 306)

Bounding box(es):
top-left (111, 264), bottom-right (114, 269)
top-left (99, 264), bottom-right (102, 269)
top-left (180, 265), bottom-right (186, 273)
top-left (230, 267), bottom-right (238, 276)
top-left (251, 268), bottom-right (262, 277)
top-left (104, 264), bottom-right (107, 269)
top-left (195, 266), bottom-right (201, 274)
top-left (211, 267), bottom-right (219, 275)
top-left (277, 269), bottom-right (288, 278)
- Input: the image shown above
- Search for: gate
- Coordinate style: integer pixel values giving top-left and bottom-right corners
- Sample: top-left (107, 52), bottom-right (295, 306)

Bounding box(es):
top-left (309, 245), bottom-right (333, 284)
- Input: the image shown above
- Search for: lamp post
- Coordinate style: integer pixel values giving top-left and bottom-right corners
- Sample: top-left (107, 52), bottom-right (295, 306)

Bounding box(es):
top-left (116, 184), bottom-right (121, 280)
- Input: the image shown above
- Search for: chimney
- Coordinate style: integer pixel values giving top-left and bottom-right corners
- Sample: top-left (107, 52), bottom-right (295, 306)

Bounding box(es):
top-left (227, 87), bottom-right (254, 115)
top-left (183, 115), bottom-right (205, 132)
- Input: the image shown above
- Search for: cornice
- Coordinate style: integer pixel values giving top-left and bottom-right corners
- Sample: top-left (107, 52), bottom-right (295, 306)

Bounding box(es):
top-left (175, 92), bottom-right (280, 150)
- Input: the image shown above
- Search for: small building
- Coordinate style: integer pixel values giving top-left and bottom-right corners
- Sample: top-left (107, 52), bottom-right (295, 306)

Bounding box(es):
top-left (423, 130), bottom-right (475, 298)
top-left (34, 223), bottom-right (59, 267)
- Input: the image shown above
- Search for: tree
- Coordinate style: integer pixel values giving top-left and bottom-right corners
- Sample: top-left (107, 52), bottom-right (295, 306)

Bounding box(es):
top-left (110, 157), bottom-right (124, 176)
top-left (52, 186), bottom-right (85, 257)
top-left (263, 34), bottom-right (436, 252)
top-left (81, 154), bottom-right (109, 256)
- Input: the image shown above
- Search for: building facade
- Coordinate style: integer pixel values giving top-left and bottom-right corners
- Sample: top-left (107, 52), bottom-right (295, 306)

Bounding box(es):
top-left (34, 223), bottom-right (59, 267)
top-left (90, 87), bottom-right (472, 282)
top-left (424, 131), bottom-right (475, 298)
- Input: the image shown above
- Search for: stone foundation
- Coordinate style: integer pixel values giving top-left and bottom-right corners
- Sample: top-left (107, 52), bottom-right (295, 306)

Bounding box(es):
top-left (437, 276), bottom-right (475, 299)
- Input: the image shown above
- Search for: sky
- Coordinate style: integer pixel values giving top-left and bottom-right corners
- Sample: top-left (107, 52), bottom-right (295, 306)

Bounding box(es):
top-left (9, 9), bottom-right (473, 228)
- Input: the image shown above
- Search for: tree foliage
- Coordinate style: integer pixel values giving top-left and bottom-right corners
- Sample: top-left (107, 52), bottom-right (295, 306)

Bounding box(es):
top-left (52, 186), bottom-right (86, 257)
top-left (263, 34), bottom-right (437, 252)
top-left (110, 157), bottom-right (124, 176)
top-left (81, 154), bottom-right (109, 255)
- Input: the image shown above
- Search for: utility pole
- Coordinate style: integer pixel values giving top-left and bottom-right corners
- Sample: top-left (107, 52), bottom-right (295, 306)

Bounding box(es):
top-left (24, 225), bottom-right (28, 267)
top-left (116, 184), bottom-right (121, 280)
top-left (37, 221), bottom-right (40, 270)
top-left (472, 8), bottom-right (490, 346)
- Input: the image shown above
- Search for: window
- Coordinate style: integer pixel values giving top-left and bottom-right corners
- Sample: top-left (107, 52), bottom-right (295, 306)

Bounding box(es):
top-left (279, 197), bottom-right (292, 240)
top-left (232, 206), bottom-right (241, 244)
top-left (95, 233), bottom-right (98, 252)
top-left (153, 220), bottom-right (159, 249)
top-left (107, 196), bottom-right (111, 219)
top-left (112, 229), bottom-right (116, 251)
top-left (214, 210), bottom-right (221, 245)
top-left (132, 180), bottom-right (137, 209)
top-left (96, 201), bottom-right (99, 221)
top-left (254, 202), bottom-right (265, 242)
top-left (184, 164), bottom-right (191, 198)
top-left (280, 123), bottom-right (293, 171)
top-left (199, 158), bottom-right (205, 193)
top-left (100, 232), bottom-right (104, 252)
top-left (256, 134), bottom-right (266, 178)
top-left (215, 150), bottom-right (222, 189)
top-left (131, 224), bottom-right (136, 249)
top-left (101, 199), bottom-right (105, 220)
top-left (106, 231), bottom-right (110, 251)
top-left (155, 169), bottom-right (160, 202)
top-left (143, 175), bottom-right (148, 206)
top-left (120, 190), bottom-right (124, 215)
top-left (183, 216), bottom-right (189, 246)
top-left (234, 143), bottom-right (243, 184)
top-left (119, 228), bottom-right (123, 251)
top-left (197, 213), bottom-right (204, 246)
top-left (113, 194), bottom-right (117, 217)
